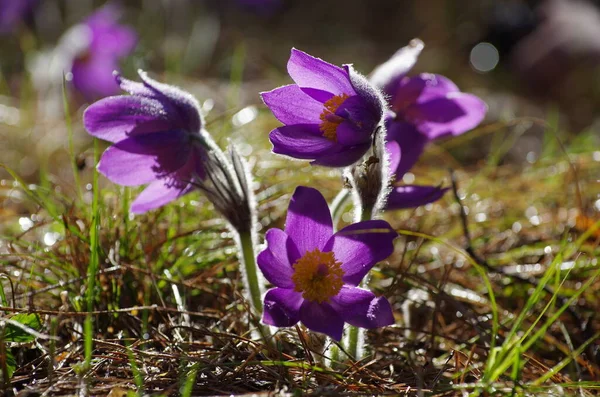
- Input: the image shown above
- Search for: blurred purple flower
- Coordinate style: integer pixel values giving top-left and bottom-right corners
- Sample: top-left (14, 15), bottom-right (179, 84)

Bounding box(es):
top-left (84, 70), bottom-right (209, 213)
top-left (69, 5), bottom-right (137, 100)
top-left (261, 49), bottom-right (386, 167)
top-left (370, 40), bottom-right (487, 210)
top-left (258, 186), bottom-right (396, 340)
top-left (0, 0), bottom-right (38, 35)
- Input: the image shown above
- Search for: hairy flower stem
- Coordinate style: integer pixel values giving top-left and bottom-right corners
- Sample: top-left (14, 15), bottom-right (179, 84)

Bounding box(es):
top-left (237, 230), bottom-right (264, 314)
top-left (343, 205), bottom-right (374, 361)
top-left (344, 127), bottom-right (390, 361)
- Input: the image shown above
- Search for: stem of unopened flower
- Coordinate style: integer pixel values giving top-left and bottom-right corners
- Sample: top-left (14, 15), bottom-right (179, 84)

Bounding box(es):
top-left (237, 230), bottom-right (264, 314)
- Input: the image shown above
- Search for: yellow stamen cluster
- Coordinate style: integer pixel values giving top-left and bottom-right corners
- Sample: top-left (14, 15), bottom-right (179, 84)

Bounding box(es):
top-left (291, 249), bottom-right (344, 303)
top-left (319, 93), bottom-right (350, 141)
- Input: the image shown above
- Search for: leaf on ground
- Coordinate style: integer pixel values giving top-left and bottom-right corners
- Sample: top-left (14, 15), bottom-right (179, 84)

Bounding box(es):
top-left (4, 313), bottom-right (43, 343)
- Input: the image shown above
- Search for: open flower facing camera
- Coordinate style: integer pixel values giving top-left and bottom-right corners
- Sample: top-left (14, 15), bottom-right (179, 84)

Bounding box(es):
top-left (258, 186), bottom-right (397, 340)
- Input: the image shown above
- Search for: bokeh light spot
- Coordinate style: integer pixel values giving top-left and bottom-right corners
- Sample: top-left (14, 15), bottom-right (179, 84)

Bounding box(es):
top-left (470, 42), bottom-right (499, 73)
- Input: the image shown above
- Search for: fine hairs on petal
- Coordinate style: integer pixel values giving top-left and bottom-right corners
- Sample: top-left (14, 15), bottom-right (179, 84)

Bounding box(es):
top-left (369, 38), bottom-right (424, 90)
top-left (345, 64), bottom-right (386, 121)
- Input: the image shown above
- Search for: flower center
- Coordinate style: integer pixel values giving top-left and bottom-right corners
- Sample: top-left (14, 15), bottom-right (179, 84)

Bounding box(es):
top-left (319, 93), bottom-right (350, 142)
top-left (291, 249), bottom-right (344, 303)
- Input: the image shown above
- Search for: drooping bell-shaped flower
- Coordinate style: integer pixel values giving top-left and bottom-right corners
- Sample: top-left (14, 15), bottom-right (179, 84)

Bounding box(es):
top-left (84, 70), bottom-right (212, 213)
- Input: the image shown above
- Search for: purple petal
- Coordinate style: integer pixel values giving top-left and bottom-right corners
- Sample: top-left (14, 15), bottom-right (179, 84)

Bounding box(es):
top-left (85, 5), bottom-right (137, 56)
top-left (138, 71), bottom-right (203, 134)
top-left (261, 84), bottom-right (323, 125)
top-left (345, 64), bottom-right (385, 125)
top-left (389, 75), bottom-right (429, 113)
top-left (285, 186), bottom-right (333, 255)
top-left (269, 125), bottom-right (337, 160)
top-left (287, 48), bottom-right (355, 101)
top-left (335, 121), bottom-right (371, 146)
top-left (299, 300), bottom-right (344, 340)
top-left (310, 142), bottom-right (371, 167)
top-left (369, 39), bottom-right (424, 96)
top-left (257, 228), bottom-right (295, 288)
top-left (390, 74), bottom-right (461, 118)
top-left (324, 220), bottom-right (397, 286)
top-left (262, 288), bottom-right (303, 328)
top-left (97, 131), bottom-right (191, 186)
top-left (115, 72), bottom-right (155, 97)
top-left (386, 140), bottom-right (401, 178)
top-left (330, 286), bottom-right (394, 328)
top-left (385, 121), bottom-right (428, 178)
top-left (84, 96), bottom-right (173, 143)
top-left (385, 185), bottom-right (449, 210)
top-left (98, 146), bottom-right (159, 186)
top-left (336, 94), bottom-right (379, 136)
top-left (410, 74), bottom-right (460, 103)
top-left (130, 179), bottom-right (193, 213)
top-left (409, 93), bottom-right (487, 140)
top-left (114, 71), bottom-right (202, 134)
top-left (71, 57), bottom-right (121, 100)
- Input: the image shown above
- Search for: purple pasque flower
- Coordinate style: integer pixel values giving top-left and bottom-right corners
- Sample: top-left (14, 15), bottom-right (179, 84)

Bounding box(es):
top-left (257, 186), bottom-right (397, 340)
top-left (0, 0), bottom-right (38, 35)
top-left (68, 5), bottom-right (137, 100)
top-left (261, 49), bottom-right (386, 167)
top-left (370, 40), bottom-right (487, 210)
top-left (84, 70), bottom-right (210, 213)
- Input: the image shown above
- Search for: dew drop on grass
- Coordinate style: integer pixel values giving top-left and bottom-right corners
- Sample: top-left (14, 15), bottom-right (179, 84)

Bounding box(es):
top-left (232, 106), bottom-right (258, 127)
top-left (19, 217), bottom-right (34, 231)
top-left (43, 232), bottom-right (60, 246)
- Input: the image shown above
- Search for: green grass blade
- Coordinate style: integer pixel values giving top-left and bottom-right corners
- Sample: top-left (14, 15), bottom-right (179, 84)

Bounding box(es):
top-left (84, 139), bottom-right (101, 371)
top-left (61, 74), bottom-right (82, 201)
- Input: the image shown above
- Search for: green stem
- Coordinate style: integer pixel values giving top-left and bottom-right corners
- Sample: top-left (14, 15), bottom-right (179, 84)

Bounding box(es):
top-left (344, 201), bottom-right (374, 361)
top-left (238, 230), bottom-right (263, 313)
top-left (62, 77), bottom-right (82, 201)
top-left (84, 139), bottom-right (100, 371)
top-left (330, 188), bottom-right (351, 230)
top-left (346, 326), bottom-right (361, 360)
